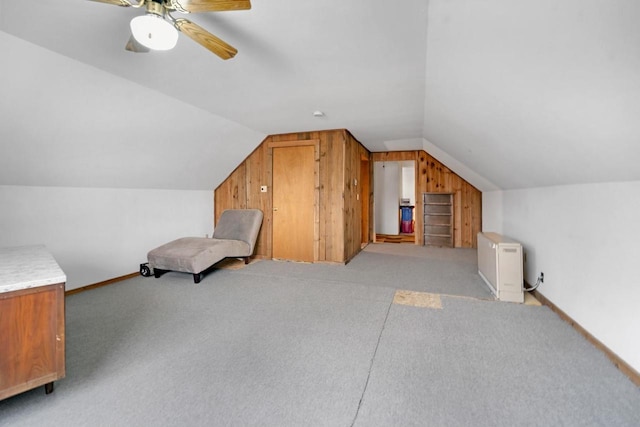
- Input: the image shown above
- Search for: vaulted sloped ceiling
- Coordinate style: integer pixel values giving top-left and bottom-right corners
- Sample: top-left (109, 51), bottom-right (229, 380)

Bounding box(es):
top-left (423, 0), bottom-right (640, 189)
top-left (1, 0), bottom-right (638, 191)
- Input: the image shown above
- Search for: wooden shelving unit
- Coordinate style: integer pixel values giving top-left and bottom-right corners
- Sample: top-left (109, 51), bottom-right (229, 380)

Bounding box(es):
top-left (423, 192), bottom-right (453, 247)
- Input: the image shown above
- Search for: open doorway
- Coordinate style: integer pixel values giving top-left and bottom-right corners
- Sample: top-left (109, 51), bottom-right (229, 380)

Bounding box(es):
top-left (373, 160), bottom-right (416, 243)
top-left (360, 157), bottom-right (371, 246)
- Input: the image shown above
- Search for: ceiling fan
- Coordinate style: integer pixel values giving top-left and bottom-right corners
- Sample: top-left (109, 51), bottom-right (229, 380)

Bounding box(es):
top-left (89, 0), bottom-right (251, 59)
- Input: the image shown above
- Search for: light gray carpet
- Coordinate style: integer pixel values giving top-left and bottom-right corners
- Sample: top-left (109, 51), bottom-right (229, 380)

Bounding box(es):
top-left (1, 245), bottom-right (638, 426)
top-left (356, 297), bottom-right (640, 426)
top-left (1, 271), bottom-right (392, 426)
top-left (245, 243), bottom-right (494, 300)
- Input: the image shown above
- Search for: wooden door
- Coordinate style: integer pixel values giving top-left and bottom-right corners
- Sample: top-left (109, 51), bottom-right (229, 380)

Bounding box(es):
top-left (272, 145), bottom-right (315, 262)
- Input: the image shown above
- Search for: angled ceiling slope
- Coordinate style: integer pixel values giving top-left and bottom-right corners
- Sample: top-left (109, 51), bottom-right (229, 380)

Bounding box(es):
top-left (423, 0), bottom-right (640, 190)
top-left (0, 32), bottom-right (265, 191)
top-left (2, 1), bottom-right (639, 192)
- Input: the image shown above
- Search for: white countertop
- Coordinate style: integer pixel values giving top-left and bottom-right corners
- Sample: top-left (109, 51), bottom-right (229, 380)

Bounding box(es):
top-left (0, 245), bottom-right (66, 293)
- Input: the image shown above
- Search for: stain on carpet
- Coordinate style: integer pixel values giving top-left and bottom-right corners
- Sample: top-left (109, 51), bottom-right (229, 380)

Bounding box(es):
top-left (393, 290), bottom-right (442, 309)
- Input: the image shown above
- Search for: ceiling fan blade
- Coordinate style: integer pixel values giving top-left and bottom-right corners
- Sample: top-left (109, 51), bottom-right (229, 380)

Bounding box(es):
top-left (174, 18), bottom-right (238, 59)
top-left (87, 0), bottom-right (132, 6)
top-left (125, 35), bottom-right (150, 53)
top-left (169, 0), bottom-right (251, 13)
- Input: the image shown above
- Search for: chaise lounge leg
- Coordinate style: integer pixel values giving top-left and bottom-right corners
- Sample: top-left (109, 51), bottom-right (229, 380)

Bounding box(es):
top-left (244, 257), bottom-right (250, 265)
top-left (193, 273), bottom-right (202, 284)
top-left (154, 269), bottom-right (167, 278)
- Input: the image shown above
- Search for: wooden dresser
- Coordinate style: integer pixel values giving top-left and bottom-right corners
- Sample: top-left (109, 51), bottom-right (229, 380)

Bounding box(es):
top-left (0, 245), bottom-right (66, 401)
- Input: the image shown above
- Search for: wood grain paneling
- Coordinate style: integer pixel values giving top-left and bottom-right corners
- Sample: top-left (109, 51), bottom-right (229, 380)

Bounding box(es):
top-left (372, 150), bottom-right (482, 248)
top-left (0, 283), bottom-right (65, 400)
top-left (244, 142), bottom-right (269, 256)
top-left (215, 129), bottom-right (371, 263)
top-left (324, 130), bottom-right (345, 262)
top-left (214, 163), bottom-right (246, 221)
top-left (344, 131), bottom-right (368, 261)
top-left (214, 131), bottom-right (480, 259)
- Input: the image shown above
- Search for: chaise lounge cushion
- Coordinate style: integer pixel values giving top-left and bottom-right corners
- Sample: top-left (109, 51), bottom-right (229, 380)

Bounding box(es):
top-left (147, 209), bottom-right (263, 277)
top-left (147, 237), bottom-right (248, 274)
top-left (212, 209), bottom-right (263, 254)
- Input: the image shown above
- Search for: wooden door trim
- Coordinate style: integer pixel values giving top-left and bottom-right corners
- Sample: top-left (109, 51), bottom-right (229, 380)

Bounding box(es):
top-left (267, 139), bottom-right (319, 149)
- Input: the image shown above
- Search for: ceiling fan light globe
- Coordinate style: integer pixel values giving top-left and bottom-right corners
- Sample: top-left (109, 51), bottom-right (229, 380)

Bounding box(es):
top-left (130, 14), bottom-right (178, 51)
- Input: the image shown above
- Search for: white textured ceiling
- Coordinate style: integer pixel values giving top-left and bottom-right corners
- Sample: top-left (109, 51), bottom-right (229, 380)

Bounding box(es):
top-left (423, 0), bottom-right (640, 189)
top-left (1, 0), bottom-right (639, 191)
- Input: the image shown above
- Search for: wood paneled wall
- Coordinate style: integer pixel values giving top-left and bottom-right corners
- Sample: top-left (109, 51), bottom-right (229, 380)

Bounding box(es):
top-left (215, 129), bottom-right (371, 263)
top-left (344, 131), bottom-right (372, 260)
top-left (372, 151), bottom-right (482, 248)
top-left (215, 132), bottom-right (481, 260)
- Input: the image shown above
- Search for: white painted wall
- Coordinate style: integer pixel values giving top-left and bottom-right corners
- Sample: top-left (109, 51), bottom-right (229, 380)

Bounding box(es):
top-left (0, 185), bottom-right (213, 290)
top-left (0, 34), bottom-right (262, 290)
top-left (481, 191), bottom-right (503, 234)
top-left (483, 181), bottom-right (640, 372)
top-left (401, 161), bottom-right (415, 206)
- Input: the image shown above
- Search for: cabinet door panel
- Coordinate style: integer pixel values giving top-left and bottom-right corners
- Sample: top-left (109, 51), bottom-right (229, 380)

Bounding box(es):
top-left (0, 284), bottom-right (65, 400)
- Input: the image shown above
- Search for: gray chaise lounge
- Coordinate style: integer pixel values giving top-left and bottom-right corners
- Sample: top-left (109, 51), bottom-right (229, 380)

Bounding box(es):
top-left (147, 209), bottom-right (263, 283)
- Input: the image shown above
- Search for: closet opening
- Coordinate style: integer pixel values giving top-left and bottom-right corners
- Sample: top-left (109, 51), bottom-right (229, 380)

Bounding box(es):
top-left (373, 160), bottom-right (416, 244)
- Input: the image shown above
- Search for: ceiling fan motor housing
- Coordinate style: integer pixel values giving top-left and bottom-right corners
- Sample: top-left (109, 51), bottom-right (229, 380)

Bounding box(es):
top-left (130, 1), bottom-right (178, 50)
top-left (146, 0), bottom-right (166, 18)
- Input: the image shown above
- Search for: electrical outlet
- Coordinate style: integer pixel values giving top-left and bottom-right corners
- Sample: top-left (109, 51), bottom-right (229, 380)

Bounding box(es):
top-left (260, 185), bottom-right (267, 193)
top-left (540, 272), bottom-right (544, 283)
